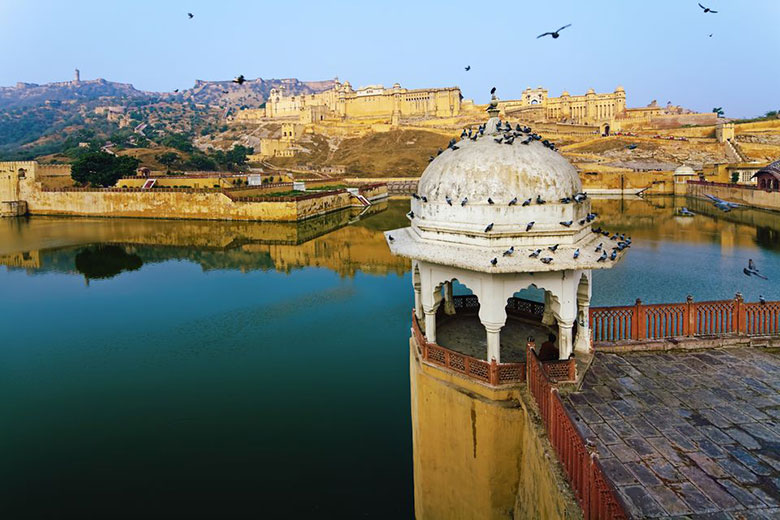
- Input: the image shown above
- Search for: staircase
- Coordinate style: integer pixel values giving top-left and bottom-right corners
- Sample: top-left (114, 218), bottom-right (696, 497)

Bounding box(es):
top-left (725, 139), bottom-right (750, 163)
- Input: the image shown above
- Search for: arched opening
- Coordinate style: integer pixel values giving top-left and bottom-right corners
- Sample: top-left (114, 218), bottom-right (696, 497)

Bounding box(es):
top-left (601, 123), bottom-right (610, 136)
top-left (17, 168), bottom-right (26, 179)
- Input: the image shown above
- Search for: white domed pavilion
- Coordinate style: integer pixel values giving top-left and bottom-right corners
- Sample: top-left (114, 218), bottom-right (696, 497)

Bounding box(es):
top-left (386, 97), bottom-right (626, 380)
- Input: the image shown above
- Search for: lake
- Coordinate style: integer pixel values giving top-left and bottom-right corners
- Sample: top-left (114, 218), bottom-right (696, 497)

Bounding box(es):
top-left (1, 196), bottom-right (778, 518)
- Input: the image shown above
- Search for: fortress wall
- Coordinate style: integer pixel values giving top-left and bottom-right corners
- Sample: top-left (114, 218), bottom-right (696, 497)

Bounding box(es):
top-left (18, 182), bottom-right (356, 221)
top-left (686, 182), bottom-right (780, 212)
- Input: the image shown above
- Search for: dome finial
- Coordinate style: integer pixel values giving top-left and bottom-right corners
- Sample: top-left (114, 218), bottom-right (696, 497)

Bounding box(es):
top-left (487, 87), bottom-right (500, 118)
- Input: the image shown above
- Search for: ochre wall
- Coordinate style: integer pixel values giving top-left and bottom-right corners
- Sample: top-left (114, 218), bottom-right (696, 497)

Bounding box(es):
top-left (410, 342), bottom-right (580, 520)
top-left (686, 182), bottom-right (780, 212)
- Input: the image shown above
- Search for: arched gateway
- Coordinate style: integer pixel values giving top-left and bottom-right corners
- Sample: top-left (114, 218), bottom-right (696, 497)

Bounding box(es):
top-left (386, 96), bottom-right (624, 379)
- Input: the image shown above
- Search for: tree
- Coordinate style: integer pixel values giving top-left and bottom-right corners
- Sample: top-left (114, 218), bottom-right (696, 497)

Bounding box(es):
top-left (712, 107), bottom-right (725, 118)
top-left (156, 151), bottom-right (180, 172)
top-left (731, 171), bottom-right (740, 184)
top-left (71, 152), bottom-right (140, 187)
top-left (187, 153), bottom-right (217, 171)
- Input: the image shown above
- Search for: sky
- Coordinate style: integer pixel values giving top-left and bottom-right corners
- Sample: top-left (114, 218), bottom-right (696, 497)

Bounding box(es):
top-left (0, 0), bottom-right (778, 118)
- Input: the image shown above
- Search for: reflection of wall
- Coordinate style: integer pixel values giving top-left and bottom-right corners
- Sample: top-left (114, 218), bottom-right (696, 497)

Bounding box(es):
top-left (410, 344), bottom-right (578, 519)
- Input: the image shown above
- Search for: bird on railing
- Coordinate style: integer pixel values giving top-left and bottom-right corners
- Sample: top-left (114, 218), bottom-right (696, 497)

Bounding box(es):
top-left (759, 295), bottom-right (767, 304)
top-left (508, 197), bottom-right (518, 206)
top-left (522, 197), bottom-right (532, 206)
top-left (536, 195), bottom-right (546, 204)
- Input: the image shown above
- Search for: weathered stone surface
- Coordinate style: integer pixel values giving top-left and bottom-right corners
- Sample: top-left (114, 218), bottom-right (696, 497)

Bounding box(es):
top-left (564, 347), bottom-right (780, 518)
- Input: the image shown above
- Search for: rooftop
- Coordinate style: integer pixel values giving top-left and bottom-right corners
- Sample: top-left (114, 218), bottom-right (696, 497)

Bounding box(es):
top-left (564, 348), bottom-right (780, 519)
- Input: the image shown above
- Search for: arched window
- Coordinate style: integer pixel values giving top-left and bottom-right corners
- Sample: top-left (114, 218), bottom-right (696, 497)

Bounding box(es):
top-left (17, 168), bottom-right (26, 179)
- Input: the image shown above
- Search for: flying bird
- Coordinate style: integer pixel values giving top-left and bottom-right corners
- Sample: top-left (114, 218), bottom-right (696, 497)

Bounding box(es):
top-left (490, 87), bottom-right (496, 95)
top-left (465, 65), bottom-right (471, 71)
top-left (698, 3), bottom-right (717, 13)
top-left (173, 89), bottom-right (179, 93)
top-left (709, 33), bottom-right (713, 37)
top-left (233, 75), bottom-right (246, 85)
top-left (537, 24), bottom-right (571, 39)
top-left (484, 223), bottom-right (494, 232)
top-left (187, 12), bottom-right (194, 19)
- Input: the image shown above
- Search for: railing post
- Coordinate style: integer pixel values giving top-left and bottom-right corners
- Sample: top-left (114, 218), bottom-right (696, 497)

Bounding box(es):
top-left (734, 292), bottom-right (744, 334)
top-left (633, 299), bottom-right (644, 340)
top-left (489, 358), bottom-right (499, 386)
top-left (526, 338), bottom-right (535, 384)
top-left (685, 295), bottom-right (695, 336)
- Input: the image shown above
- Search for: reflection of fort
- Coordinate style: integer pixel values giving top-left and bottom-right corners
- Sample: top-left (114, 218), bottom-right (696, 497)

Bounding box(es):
top-left (0, 202), bottom-right (410, 278)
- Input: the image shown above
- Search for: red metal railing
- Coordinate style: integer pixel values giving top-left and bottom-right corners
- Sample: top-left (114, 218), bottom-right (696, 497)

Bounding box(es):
top-left (590, 294), bottom-right (780, 344)
top-left (527, 342), bottom-right (628, 520)
top-left (411, 311), bottom-right (525, 386)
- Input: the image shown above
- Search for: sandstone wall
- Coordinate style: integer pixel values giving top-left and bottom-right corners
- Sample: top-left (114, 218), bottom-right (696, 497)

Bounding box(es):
top-left (686, 182), bottom-right (780, 212)
top-left (410, 342), bottom-right (579, 520)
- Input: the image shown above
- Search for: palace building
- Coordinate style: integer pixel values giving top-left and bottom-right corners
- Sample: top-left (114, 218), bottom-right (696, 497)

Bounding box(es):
top-left (237, 80), bottom-right (463, 124)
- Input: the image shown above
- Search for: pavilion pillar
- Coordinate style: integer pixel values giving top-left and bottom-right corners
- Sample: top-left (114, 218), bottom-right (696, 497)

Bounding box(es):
top-left (413, 280), bottom-right (423, 321)
top-left (424, 307), bottom-right (438, 343)
top-left (442, 281), bottom-right (456, 315)
top-left (574, 274), bottom-right (592, 354)
top-left (558, 319), bottom-right (575, 360)
top-left (542, 291), bottom-right (556, 326)
top-left (484, 322), bottom-right (502, 364)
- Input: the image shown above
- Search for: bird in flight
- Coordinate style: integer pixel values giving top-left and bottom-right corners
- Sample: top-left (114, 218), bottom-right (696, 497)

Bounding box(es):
top-left (490, 87), bottom-right (496, 95)
top-left (173, 89), bottom-right (179, 93)
top-left (698, 3), bottom-right (717, 13)
top-left (187, 12), bottom-right (194, 19)
top-left (709, 33), bottom-right (713, 37)
top-left (537, 24), bottom-right (571, 39)
top-left (465, 65), bottom-right (471, 71)
top-left (233, 75), bottom-right (245, 85)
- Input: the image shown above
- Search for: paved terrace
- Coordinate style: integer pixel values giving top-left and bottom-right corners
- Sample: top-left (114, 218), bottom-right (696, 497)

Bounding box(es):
top-left (564, 348), bottom-right (780, 519)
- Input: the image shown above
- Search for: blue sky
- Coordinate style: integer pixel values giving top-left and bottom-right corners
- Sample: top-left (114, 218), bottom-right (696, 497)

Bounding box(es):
top-left (0, 0), bottom-right (778, 117)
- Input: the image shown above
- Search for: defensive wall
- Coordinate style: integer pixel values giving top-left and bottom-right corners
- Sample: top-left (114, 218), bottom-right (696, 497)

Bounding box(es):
top-left (686, 180), bottom-right (780, 212)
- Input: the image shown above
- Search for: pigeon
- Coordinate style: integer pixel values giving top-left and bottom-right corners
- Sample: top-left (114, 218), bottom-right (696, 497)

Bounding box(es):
top-left (407, 211), bottom-right (415, 219)
top-left (490, 87), bottom-right (496, 95)
top-left (503, 246), bottom-right (515, 257)
top-left (540, 257), bottom-right (553, 264)
top-left (760, 295), bottom-right (767, 304)
top-left (448, 138), bottom-right (457, 148)
top-left (537, 24), bottom-right (571, 39)
top-left (388, 235), bottom-right (394, 242)
top-left (508, 197), bottom-right (518, 206)
top-left (573, 193), bottom-right (587, 203)
top-left (597, 251), bottom-right (608, 262)
top-left (698, 3), bottom-right (717, 13)
top-left (560, 197), bottom-right (572, 204)
top-left (529, 249), bottom-right (542, 258)
top-left (522, 198), bottom-right (531, 206)
top-left (579, 219), bottom-right (586, 225)
top-left (461, 129), bottom-right (468, 139)
top-left (560, 221), bottom-right (573, 227)
top-left (504, 136), bottom-right (514, 145)
top-left (222, 90), bottom-right (229, 94)
top-left (465, 65), bottom-right (471, 71)
top-left (187, 12), bottom-right (194, 19)
top-left (487, 197), bottom-right (495, 205)
top-left (610, 250), bottom-right (618, 261)
top-left (174, 89), bottom-right (179, 93)
top-left (708, 33), bottom-right (713, 37)
top-left (233, 75), bottom-right (245, 85)
top-left (446, 196), bottom-right (453, 206)
top-left (421, 196), bottom-right (428, 203)
top-left (536, 195), bottom-right (546, 204)
top-left (428, 156), bottom-right (435, 162)
top-left (573, 248), bottom-right (580, 259)
top-left (490, 257), bottom-right (498, 266)
top-left (461, 197), bottom-right (468, 206)
top-left (526, 221), bottom-right (535, 231)
top-left (521, 137), bottom-right (532, 145)
top-left (602, 230), bottom-right (610, 236)
top-left (494, 137), bottom-right (504, 144)
top-left (595, 243), bottom-right (603, 252)
top-left (484, 223), bottom-right (494, 232)
top-left (412, 193), bottom-right (420, 200)
top-left (548, 244), bottom-right (559, 253)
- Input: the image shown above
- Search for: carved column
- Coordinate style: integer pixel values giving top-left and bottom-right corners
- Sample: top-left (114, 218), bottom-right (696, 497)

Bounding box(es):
top-left (443, 281), bottom-right (456, 315)
top-left (558, 319), bottom-right (575, 360)
top-left (542, 290), bottom-right (556, 326)
top-left (484, 322), bottom-right (502, 364)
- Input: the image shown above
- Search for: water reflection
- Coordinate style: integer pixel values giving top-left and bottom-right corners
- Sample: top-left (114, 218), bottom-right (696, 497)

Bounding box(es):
top-left (74, 245), bottom-right (143, 281)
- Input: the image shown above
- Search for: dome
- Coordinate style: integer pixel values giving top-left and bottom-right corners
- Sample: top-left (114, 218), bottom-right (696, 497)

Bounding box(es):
top-left (674, 165), bottom-right (696, 176)
top-left (561, 90), bottom-right (570, 97)
top-left (614, 86), bottom-right (625, 92)
top-left (411, 117), bottom-right (587, 248)
top-left (586, 88), bottom-right (596, 95)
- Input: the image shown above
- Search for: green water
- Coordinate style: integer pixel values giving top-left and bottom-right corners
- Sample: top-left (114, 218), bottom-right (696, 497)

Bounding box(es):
top-left (1, 197), bottom-right (779, 518)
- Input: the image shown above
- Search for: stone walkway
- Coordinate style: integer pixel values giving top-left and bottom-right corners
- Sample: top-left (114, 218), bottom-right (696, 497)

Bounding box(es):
top-left (563, 348), bottom-right (780, 519)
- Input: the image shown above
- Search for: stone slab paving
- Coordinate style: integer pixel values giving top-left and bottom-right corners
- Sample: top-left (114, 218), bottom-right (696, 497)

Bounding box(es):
top-left (563, 348), bottom-right (780, 519)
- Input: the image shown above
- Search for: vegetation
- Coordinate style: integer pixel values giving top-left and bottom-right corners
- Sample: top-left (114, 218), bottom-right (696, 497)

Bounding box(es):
top-left (156, 151), bottom-right (181, 172)
top-left (731, 171), bottom-right (740, 184)
top-left (71, 152), bottom-right (140, 187)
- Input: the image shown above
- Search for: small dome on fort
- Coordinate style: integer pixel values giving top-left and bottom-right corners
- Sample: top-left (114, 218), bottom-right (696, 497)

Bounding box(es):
top-left (674, 165), bottom-right (696, 176)
top-left (614, 86), bottom-right (625, 92)
top-left (561, 90), bottom-right (570, 96)
top-left (392, 82), bottom-right (401, 89)
top-left (586, 88), bottom-right (596, 94)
